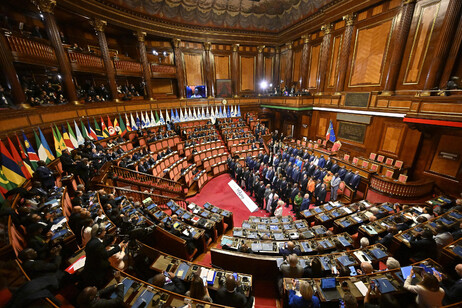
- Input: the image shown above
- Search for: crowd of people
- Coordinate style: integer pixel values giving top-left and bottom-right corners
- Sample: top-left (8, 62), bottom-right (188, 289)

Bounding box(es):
top-left (76, 82), bottom-right (111, 103)
top-left (21, 75), bottom-right (68, 106)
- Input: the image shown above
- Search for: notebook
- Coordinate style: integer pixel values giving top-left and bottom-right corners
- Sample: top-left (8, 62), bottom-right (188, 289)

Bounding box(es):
top-left (370, 248), bottom-right (387, 259)
top-left (373, 278), bottom-right (396, 294)
top-left (132, 289), bottom-right (155, 308)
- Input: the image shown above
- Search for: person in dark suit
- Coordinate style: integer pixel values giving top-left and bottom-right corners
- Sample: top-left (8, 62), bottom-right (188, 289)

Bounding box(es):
top-left (290, 183), bottom-right (300, 205)
top-left (81, 225), bottom-right (127, 288)
top-left (279, 241), bottom-right (301, 257)
top-left (344, 171), bottom-right (354, 186)
top-left (315, 184), bottom-right (327, 207)
top-left (35, 160), bottom-right (55, 189)
top-left (77, 271), bottom-right (125, 308)
top-left (350, 171), bottom-right (361, 191)
top-left (409, 229), bottom-right (438, 261)
top-left (300, 194), bottom-right (311, 212)
top-left (378, 226), bottom-right (398, 248)
top-left (439, 264), bottom-right (462, 305)
top-left (292, 168), bottom-right (301, 184)
top-left (313, 180), bottom-right (322, 203)
top-left (338, 167), bottom-right (347, 180)
top-left (330, 163), bottom-right (339, 174)
top-left (318, 156), bottom-right (326, 168)
top-left (300, 174), bottom-right (309, 194)
top-left (325, 157), bottom-right (332, 171)
top-left (265, 166), bottom-right (275, 185)
top-left (150, 272), bottom-right (187, 295)
top-left (312, 167), bottom-right (321, 181)
top-left (215, 275), bottom-right (250, 307)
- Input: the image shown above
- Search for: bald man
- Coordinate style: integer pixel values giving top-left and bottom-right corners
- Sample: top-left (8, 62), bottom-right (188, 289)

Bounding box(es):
top-left (215, 274), bottom-right (248, 307)
top-left (358, 262), bottom-right (373, 275)
top-left (279, 241), bottom-right (301, 257)
top-left (280, 254), bottom-right (304, 278)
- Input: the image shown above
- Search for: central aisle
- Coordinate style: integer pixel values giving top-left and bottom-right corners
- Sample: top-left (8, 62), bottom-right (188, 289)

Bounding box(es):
top-left (186, 173), bottom-right (291, 308)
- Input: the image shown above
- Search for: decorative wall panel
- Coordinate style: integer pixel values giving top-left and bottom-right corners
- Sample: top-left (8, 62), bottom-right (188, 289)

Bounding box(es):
top-left (328, 35), bottom-right (342, 88)
top-left (280, 51), bottom-right (288, 84)
top-left (337, 122), bottom-right (367, 143)
top-left (292, 49), bottom-right (302, 85)
top-left (240, 56), bottom-right (255, 91)
top-left (264, 57), bottom-right (273, 82)
top-left (429, 135), bottom-right (462, 178)
top-left (308, 44), bottom-right (321, 88)
top-left (403, 1), bottom-right (440, 84)
top-left (317, 117), bottom-right (327, 137)
top-left (349, 19), bottom-right (393, 86)
top-left (214, 55), bottom-right (230, 80)
top-left (152, 79), bottom-right (174, 94)
top-left (380, 124), bottom-right (404, 155)
top-left (184, 53), bottom-right (203, 86)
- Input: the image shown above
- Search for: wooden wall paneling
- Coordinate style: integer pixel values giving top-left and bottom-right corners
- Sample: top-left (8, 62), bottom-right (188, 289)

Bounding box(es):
top-left (264, 56), bottom-right (273, 83)
top-left (292, 49), bottom-right (302, 86)
top-left (379, 122), bottom-right (405, 156)
top-left (429, 134), bottom-right (462, 178)
top-left (308, 44), bottom-right (321, 89)
top-left (214, 54), bottom-right (230, 80)
top-left (279, 50), bottom-right (288, 86)
top-left (317, 116), bottom-right (328, 137)
top-left (300, 114), bottom-right (310, 138)
top-left (348, 19), bottom-right (394, 87)
top-left (240, 55), bottom-right (255, 92)
top-left (328, 34), bottom-right (343, 88)
top-left (403, 1), bottom-right (441, 85)
top-left (183, 53), bottom-right (204, 86)
top-left (400, 127), bottom-right (422, 168)
top-left (152, 79), bottom-right (173, 94)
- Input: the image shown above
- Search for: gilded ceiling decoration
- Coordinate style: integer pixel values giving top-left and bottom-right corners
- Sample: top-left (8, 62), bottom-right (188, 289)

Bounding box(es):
top-left (105, 0), bottom-right (333, 32)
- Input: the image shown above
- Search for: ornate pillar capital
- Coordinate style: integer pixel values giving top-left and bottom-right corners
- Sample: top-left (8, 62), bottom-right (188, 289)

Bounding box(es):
top-left (301, 34), bottom-right (311, 44)
top-left (90, 18), bottom-right (107, 32)
top-left (204, 42), bottom-right (212, 51)
top-left (232, 43), bottom-right (239, 52)
top-left (173, 38), bottom-right (181, 48)
top-left (134, 31), bottom-right (146, 42)
top-left (321, 23), bottom-right (333, 35)
top-left (285, 42), bottom-right (293, 50)
top-left (32, 0), bottom-right (56, 13)
top-left (343, 14), bottom-right (356, 27)
top-left (257, 45), bottom-right (265, 53)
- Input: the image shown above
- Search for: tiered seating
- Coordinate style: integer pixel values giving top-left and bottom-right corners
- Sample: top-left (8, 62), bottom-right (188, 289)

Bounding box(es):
top-left (149, 151), bottom-right (179, 177)
top-left (184, 140), bottom-right (222, 157)
top-left (192, 146), bottom-right (227, 166)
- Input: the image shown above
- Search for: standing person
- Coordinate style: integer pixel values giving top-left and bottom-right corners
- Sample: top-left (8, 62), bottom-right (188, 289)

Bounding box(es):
top-left (330, 173), bottom-right (341, 201)
top-left (315, 184), bottom-right (327, 207)
top-left (293, 192), bottom-right (303, 214)
top-left (35, 160), bottom-right (56, 189)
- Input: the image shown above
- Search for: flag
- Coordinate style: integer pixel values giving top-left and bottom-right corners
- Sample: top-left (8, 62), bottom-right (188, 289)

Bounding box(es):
top-left (150, 111), bottom-right (155, 126)
top-left (206, 106), bottom-right (210, 118)
top-left (145, 111), bottom-right (151, 127)
top-left (22, 132), bottom-right (38, 170)
top-left (36, 128), bottom-right (55, 163)
top-left (188, 108), bottom-right (193, 120)
top-left (118, 114), bottom-right (127, 136)
top-left (193, 107), bottom-right (197, 119)
top-left (52, 126), bottom-right (63, 157)
top-left (74, 120), bottom-right (85, 145)
top-left (101, 117), bottom-right (109, 138)
top-left (125, 114), bottom-right (132, 132)
top-left (87, 118), bottom-right (98, 140)
top-left (107, 116), bottom-right (116, 136)
top-left (135, 112), bottom-right (141, 129)
top-left (227, 105), bottom-right (230, 118)
top-left (81, 119), bottom-right (90, 140)
top-left (201, 107), bottom-right (205, 119)
top-left (326, 120), bottom-right (336, 143)
top-left (155, 111), bottom-right (159, 124)
top-left (180, 108), bottom-right (184, 121)
top-left (67, 122), bottom-right (79, 148)
top-left (93, 118), bottom-right (103, 140)
top-left (62, 125), bottom-right (75, 151)
top-left (7, 137), bottom-right (32, 179)
top-left (215, 106), bottom-right (219, 118)
top-left (114, 116), bottom-right (120, 135)
top-left (130, 113), bottom-right (137, 131)
top-left (53, 124), bottom-right (66, 154)
top-left (140, 112), bottom-right (146, 129)
top-left (16, 134), bottom-right (28, 161)
top-left (166, 109), bottom-right (171, 123)
top-left (237, 105), bottom-right (241, 117)
top-left (0, 168), bottom-right (15, 195)
top-left (175, 109), bottom-right (179, 122)
top-left (171, 109), bottom-right (175, 123)
top-left (159, 110), bottom-right (165, 124)
top-left (0, 139), bottom-right (26, 186)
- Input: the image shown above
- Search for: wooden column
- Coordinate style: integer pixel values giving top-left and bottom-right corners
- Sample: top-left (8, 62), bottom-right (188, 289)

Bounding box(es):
top-left (0, 32), bottom-right (28, 108)
top-left (91, 18), bottom-right (118, 102)
top-left (231, 43), bottom-right (239, 97)
top-left (256, 45), bottom-right (265, 93)
top-left (382, 0), bottom-right (416, 96)
top-left (273, 47), bottom-right (281, 89)
top-left (135, 31), bottom-right (153, 100)
top-left (439, 12), bottom-right (462, 90)
top-left (34, 0), bottom-right (78, 104)
top-left (317, 23), bottom-right (333, 95)
top-left (204, 42), bottom-right (214, 98)
top-left (334, 14), bottom-right (355, 95)
top-left (173, 39), bottom-right (185, 99)
top-left (422, 0), bottom-right (462, 96)
top-left (285, 42), bottom-right (294, 88)
top-left (299, 35), bottom-right (311, 90)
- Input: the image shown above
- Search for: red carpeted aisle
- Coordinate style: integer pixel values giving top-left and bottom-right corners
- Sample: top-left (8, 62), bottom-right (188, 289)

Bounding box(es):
top-left (187, 173), bottom-right (286, 308)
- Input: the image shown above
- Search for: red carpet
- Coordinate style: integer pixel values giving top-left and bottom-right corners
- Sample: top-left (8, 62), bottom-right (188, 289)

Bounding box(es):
top-left (187, 173), bottom-right (286, 307)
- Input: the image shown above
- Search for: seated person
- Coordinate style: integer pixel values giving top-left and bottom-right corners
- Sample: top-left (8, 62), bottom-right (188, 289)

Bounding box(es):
top-left (185, 273), bottom-right (212, 303)
top-left (287, 280), bottom-right (320, 308)
top-left (404, 269), bottom-right (445, 308)
top-left (214, 274), bottom-right (249, 307)
top-left (438, 263), bottom-right (462, 305)
top-left (77, 271), bottom-right (125, 308)
top-left (303, 257), bottom-right (323, 278)
top-left (409, 229), bottom-right (438, 261)
top-left (150, 272), bottom-right (187, 295)
top-left (357, 262), bottom-right (374, 275)
top-left (279, 241), bottom-right (301, 257)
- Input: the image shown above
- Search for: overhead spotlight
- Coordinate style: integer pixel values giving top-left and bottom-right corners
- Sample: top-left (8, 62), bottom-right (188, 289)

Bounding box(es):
top-left (163, 51), bottom-right (168, 57)
top-left (57, 74), bottom-right (62, 80)
top-left (39, 13), bottom-right (44, 19)
top-left (260, 80), bottom-right (268, 90)
top-left (152, 50), bottom-right (158, 56)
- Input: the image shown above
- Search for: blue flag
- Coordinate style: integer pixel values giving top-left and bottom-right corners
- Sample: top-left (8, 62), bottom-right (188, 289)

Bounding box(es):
top-left (326, 120), bottom-right (336, 142)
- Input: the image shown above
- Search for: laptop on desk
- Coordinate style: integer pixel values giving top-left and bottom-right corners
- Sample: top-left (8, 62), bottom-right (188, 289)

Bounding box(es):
top-left (320, 278), bottom-right (341, 301)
